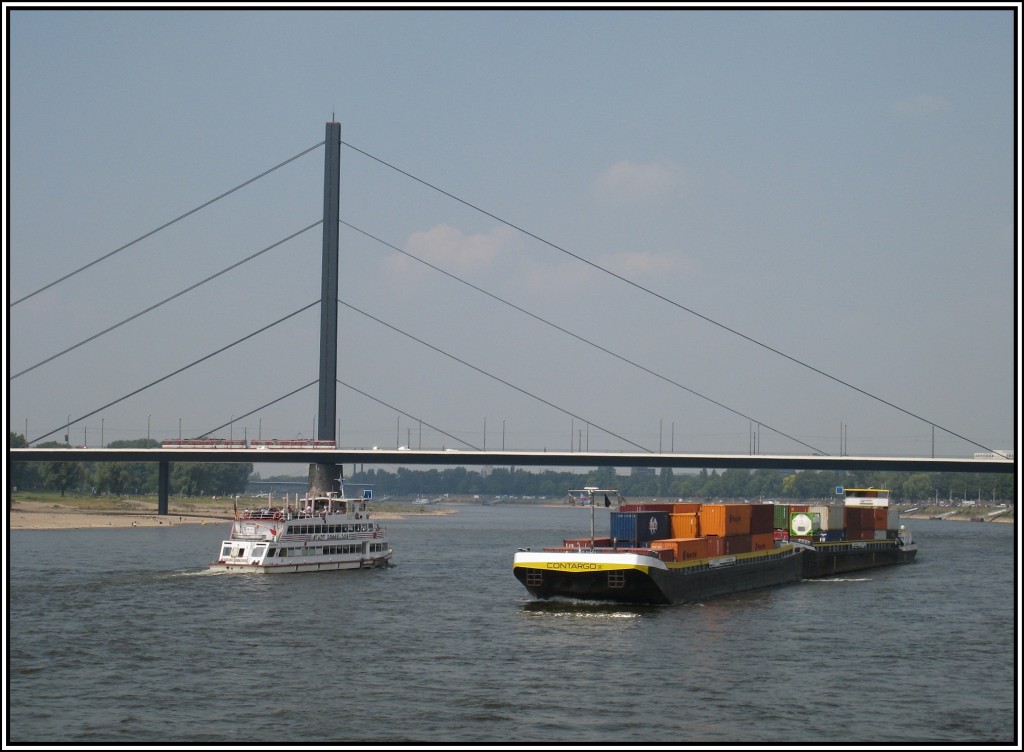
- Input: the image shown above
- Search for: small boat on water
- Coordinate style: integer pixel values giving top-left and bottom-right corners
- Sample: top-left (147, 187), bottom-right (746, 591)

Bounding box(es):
top-left (513, 488), bottom-right (803, 605)
top-left (209, 482), bottom-right (392, 573)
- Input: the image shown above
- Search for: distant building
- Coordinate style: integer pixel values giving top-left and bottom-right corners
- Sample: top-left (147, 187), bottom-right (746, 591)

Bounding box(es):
top-left (974, 450), bottom-right (1014, 461)
top-left (630, 467), bottom-right (656, 477)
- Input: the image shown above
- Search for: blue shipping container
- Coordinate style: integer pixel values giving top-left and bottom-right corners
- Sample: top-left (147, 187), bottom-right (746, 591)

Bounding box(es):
top-left (610, 511), bottom-right (671, 545)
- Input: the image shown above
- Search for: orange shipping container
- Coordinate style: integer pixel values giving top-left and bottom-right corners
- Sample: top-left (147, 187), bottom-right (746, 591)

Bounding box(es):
top-left (700, 504), bottom-right (752, 536)
top-left (670, 513), bottom-right (699, 539)
top-left (750, 532), bottom-right (775, 551)
top-left (672, 503), bottom-right (702, 514)
top-left (872, 508), bottom-right (888, 530)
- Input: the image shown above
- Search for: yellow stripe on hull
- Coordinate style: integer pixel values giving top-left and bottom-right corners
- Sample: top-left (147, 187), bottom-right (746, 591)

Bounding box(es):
top-left (514, 560), bottom-right (650, 573)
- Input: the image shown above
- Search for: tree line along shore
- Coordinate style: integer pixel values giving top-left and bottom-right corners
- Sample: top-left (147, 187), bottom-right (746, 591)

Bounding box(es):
top-left (7, 490), bottom-right (1011, 532)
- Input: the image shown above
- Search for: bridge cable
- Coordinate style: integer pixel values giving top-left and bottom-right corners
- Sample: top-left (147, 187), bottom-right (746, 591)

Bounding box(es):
top-left (11, 222), bottom-right (323, 380)
top-left (28, 301), bottom-right (318, 445)
top-left (196, 378), bottom-right (480, 449)
top-left (11, 141), bottom-right (326, 307)
top-left (342, 141), bottom-right (999, 455)
top-left (342, 219), bottom-right (828, 456)
top-left (337, 298), bottom-right (653, 453)
top-left (337, 380), bottom-right (482, 451)
top-left (198, 380), bottom-right (319, 439)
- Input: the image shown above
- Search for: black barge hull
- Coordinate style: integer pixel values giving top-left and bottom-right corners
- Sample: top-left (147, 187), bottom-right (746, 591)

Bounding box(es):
top-left (798, 541), bottom-right (917, 578)
top-left (513, 548), bottom-right (803, 606)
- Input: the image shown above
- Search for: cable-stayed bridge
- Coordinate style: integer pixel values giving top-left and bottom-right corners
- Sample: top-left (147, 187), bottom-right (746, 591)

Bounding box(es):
top-left (9, 121), bottom-right (1015, 512)
top-left (11, 446), bottom-right (1014, 475)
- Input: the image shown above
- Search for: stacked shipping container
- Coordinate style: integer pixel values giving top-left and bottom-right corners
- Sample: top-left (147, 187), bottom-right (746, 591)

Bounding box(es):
top-left (592, 499), bottom-right (899, 563)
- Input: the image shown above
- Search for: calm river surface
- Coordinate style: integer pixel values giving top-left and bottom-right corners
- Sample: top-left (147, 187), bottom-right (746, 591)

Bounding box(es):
top-left (6, 506), bottom-right (1018, 747)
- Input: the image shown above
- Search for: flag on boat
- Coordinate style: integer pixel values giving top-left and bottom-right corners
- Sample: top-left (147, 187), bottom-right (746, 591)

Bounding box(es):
top-left (604, 494), bottom-right (611, 507)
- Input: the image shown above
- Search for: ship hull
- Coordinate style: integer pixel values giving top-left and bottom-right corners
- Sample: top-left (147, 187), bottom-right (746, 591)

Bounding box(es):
top-left (209, 552), bottom-right (392, 573)
top-left (797, 540), bottom-right (917, 578)
top-left (513, 547), bottom-right (803, 606)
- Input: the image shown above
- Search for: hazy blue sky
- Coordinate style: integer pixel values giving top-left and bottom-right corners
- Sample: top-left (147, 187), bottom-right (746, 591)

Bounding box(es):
top-left (5, 4), bottom-right (1019, 469)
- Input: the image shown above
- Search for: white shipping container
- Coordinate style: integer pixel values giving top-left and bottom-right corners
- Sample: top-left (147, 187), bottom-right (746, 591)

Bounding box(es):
top-left (809, 505), bottom-right (847, 531)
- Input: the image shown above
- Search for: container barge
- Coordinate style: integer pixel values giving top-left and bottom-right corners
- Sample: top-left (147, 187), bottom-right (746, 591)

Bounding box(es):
top-left (783, 488), bottom-right (917, 578)
top-left (512, 487), bottom-right (917, 605)
top-left (513, 488), bottom-right (802, 605)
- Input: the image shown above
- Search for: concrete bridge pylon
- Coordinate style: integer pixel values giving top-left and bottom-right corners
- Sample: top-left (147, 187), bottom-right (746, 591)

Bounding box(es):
top-left (311, 120), bottom-right (341, 495)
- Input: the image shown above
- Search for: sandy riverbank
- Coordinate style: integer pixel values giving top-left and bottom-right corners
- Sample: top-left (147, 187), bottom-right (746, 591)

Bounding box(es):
top-left (6, 498), bottom-right (453, 531)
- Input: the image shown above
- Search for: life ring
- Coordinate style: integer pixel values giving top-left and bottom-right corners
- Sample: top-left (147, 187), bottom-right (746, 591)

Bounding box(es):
top-left (274, 512), bottom-right (282, 521)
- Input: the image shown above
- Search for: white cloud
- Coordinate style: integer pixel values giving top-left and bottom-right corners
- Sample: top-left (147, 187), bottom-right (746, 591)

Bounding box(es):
top-left (387, 223), bottom-right (513, 276)
top-left (593, 160), bottom-right (677, 202)
top-left (603, 251), bottom-right (676, 277)
top-left (891, 94), bottom-right (951, 119)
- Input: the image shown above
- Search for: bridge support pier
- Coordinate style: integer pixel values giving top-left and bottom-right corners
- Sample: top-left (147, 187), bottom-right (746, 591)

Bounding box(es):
top-left (308, 463), bottom-right (342, 495)
top-left (158, 460), bottom-right (169, 515)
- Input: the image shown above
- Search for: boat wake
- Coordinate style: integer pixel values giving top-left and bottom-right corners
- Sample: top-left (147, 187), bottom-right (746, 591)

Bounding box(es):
top-left (172, 569), bottom-right (232, 578)
top-left (520, 600), bottom-right (653, 618)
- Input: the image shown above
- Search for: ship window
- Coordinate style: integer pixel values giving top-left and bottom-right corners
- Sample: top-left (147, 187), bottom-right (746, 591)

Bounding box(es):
top-left (268, 548), bottom-right (277, 557)
top-left (280, 549), bottom-right (287, 557)
top-left (221, 546), bottom-right (231, 557)
top-left (342, 525), bottom-right (350, 533)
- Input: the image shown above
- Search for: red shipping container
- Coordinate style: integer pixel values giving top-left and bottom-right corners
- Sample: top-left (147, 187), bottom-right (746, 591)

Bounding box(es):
top-left (647, 543), bottom-right (676, 562)
top-left (750, 532), bottom-right (776, 551)
top-left (676, 538), bottom-right (709, 561)
top-left (872, 508), bottom-right (888, 530)
top-left (620, 504), bottom-right (676, 513)
top-left (723, 534), bottom-right (752, 555)
top-left (705, 535), bottom-right (751, 556)
top-left (846, 508), bottom-right (874, 530)
top-left (749, 504), bottom-right (775, 535)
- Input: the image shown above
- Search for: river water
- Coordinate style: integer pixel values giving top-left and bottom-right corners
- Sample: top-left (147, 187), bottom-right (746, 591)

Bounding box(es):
top-left (5, 505), bottom-right (1018, 747)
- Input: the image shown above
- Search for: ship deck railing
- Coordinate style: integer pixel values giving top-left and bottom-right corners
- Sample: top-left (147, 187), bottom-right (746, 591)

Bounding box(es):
top-left (540, 544), bottom-right (797, 572)
top-left (794, 538), bottom-right (901, 553)
top-left (236, 509), bottom-right (344, 522)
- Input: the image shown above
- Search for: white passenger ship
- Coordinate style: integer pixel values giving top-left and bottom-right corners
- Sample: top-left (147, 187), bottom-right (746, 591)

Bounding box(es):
top-left (209, 484), bottom-right (392, 573)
